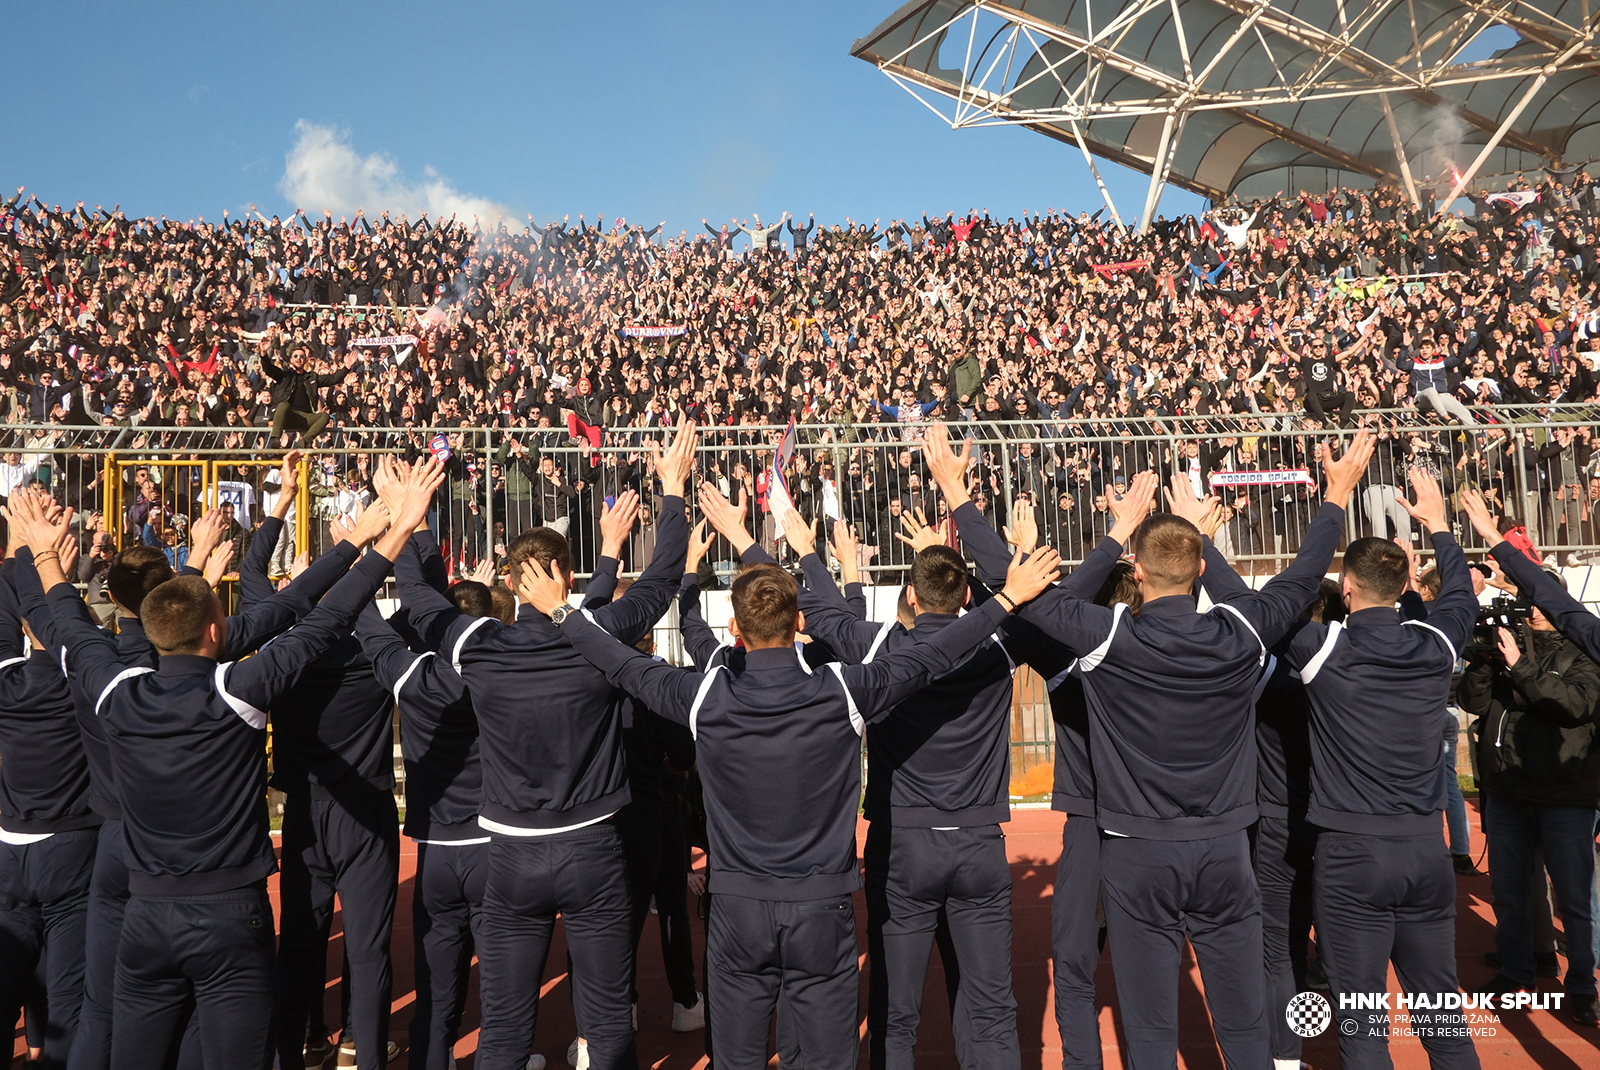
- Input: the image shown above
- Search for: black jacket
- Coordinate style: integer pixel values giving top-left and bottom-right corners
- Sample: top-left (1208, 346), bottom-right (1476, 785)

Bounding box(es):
top-left (1461, 627), bottom-right (1600, 809)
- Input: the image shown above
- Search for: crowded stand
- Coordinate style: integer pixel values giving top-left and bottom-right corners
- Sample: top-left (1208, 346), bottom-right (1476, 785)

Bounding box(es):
top-left (3, 169), bottom-right (1600, 1070)
top-left (7, 176), bottom-right (1600, 577)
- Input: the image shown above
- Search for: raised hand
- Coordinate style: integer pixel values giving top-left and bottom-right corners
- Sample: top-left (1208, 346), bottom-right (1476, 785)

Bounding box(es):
top-left (780, 508), bottom-right (817, 557)
top-left (1319, 429), bottom-right (1376, 506)
top-left (828, 520), bottom-right (861, 585)
top-left (1163, 472), bottom-right (1215, 527)
top-left (1398, 466), bottom-right (1449, 534)
top-left (698, 482), bottom-right (753, 553)
top-left (998, 546), bottom-right (1063, 609)
top-left (599, 489), bottom-right (641, 558)
top-left (516, 556), bottom-right (568, 617)
top-left (1459, 488), bottom-right (1504, 547)
top-left (652, 417), bottom-right (699, 497)
top-left (1003, 499), bottom-right (1038, 554)
top-left (687, 519), bottom-right (715, 575)
top-left (895, 508), bottom-right (944, 553)
top-left (1108, 470), bottom-right (1160, 543)
top-left (923, 423), bottom-right (973, 504)
top-left (202, 544), bottom-right (235, 588)
top-left (469, 557), bottom-right (498, 585)
top-left (187, 508), bottom-right (226, 566)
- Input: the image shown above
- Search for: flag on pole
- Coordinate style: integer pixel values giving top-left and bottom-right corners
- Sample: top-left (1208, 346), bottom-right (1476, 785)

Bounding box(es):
top-left (768, 418), bottom-right (798, 529)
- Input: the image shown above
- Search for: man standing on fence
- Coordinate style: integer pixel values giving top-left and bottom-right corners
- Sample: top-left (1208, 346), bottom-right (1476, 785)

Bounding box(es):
top-left (261, 343), bottom-right (355, 446)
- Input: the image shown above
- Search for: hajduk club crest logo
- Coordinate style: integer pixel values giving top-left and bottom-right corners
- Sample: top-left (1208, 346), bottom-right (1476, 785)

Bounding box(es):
top-left (1286, 992), bottom-right (1332, 1038)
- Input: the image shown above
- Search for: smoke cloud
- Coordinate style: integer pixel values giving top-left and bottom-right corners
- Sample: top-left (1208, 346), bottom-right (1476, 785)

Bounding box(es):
top-left (278, 120), bottom-right (514, 224)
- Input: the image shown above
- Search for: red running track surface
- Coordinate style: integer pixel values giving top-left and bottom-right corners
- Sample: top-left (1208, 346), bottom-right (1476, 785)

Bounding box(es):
top-left (13, 803), bottom-right (1599, 1068)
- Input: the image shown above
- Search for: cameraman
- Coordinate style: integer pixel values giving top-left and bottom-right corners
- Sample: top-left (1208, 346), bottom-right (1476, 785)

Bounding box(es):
top-left (78, 524), bottom-right (118, 626)
top-left (1461, 490), bottom-right (1600, 1026)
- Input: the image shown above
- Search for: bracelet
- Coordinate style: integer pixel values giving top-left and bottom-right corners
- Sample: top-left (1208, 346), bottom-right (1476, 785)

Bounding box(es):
top-left (995, 591), bottom-right (1017, 612)
top-left (31, 550), bottom-right (59, 561)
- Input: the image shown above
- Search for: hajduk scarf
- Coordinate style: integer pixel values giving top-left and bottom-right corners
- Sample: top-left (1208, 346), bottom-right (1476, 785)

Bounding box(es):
top-left (352, 335), bottom-right (418, 347)
top-left (1209, 469), bottom-right (1314, 488)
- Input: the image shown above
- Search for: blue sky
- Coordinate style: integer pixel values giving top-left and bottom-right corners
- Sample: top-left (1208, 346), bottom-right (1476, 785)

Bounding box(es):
top-left (0, 0), bottom-right (1208, 232)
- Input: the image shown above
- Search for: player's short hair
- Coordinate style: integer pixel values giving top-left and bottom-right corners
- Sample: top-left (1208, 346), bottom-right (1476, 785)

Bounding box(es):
top-left (507, 527), bottom-right (571, 576)
top-left (1093, 560), bottom-right (1141, 612)
top-left (489, 587), bottom-right (517, 624)
top-left (1342, 537), bottom-right (1409, 604)
top-left (730, 563), bottom-right (799, 644)
top-left (1310, 578), bottom-right (1348, 624)
top-left (1130, 514), bottom-right (1203, 590)
top-left (896, 585), bottom-right (913, 625)
top-left (449, 580), bottom-right (494, 620)
top-left (108, 546), bottom-right (176, 615)
top-left (910, 545), bottom-right (968, 615)
top-left (139, 576), bottom-right (218, 655)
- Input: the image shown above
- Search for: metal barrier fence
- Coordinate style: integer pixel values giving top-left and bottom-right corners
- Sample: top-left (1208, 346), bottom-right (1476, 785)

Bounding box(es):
top-left (7, 408), bottom-right (1600, 583)
top-left (8, 409), bottom-right (1597, 792)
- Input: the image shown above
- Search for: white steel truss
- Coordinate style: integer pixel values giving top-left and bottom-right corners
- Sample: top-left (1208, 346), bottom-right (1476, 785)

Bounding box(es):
top-left (851, 1), bottom-right (1600, 228)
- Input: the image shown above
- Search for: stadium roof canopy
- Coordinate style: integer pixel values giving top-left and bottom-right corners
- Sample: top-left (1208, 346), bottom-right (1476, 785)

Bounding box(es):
top-left (849, 1), bottom-right (1600, 228)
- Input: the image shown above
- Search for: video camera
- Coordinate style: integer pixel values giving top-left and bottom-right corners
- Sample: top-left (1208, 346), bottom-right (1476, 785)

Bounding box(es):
top-left (1474, 596), bottom-right (1534, 646)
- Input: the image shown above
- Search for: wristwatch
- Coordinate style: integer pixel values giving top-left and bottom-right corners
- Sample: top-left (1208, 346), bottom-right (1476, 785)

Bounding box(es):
top-left (549, 605), bottom-right (572, 626)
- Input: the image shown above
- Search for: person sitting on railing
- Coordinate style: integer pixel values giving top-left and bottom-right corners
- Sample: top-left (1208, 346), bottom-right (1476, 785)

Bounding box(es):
top-left (260, 342), bottom-right (358, 446)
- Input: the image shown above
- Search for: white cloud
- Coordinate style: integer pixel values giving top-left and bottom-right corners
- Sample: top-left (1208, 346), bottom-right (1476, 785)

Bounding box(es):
top-left (278, 120), bottom-right (513, 224)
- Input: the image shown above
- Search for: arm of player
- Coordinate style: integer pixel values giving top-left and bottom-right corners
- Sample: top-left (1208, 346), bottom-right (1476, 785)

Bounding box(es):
top-left (844, 550), bottom-right (1060, 720)
top-left (677, 573), bottom-right (727, 671)
top-left (557, 607), bottom-right (704, 728)
top-left (236, 516), bottom-right (285, 609)
top-left (594, 424), bottom-right (695, 644)
top-left (1239, 433), bottom-right (1376, 645)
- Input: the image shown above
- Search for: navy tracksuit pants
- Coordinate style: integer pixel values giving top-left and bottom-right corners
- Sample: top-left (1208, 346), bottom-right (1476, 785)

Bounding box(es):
top-left (474, 823), bottom-right (636, 1070)
top-left (1099, 831), bottom-right (1269, 1070)
top-left (1252, 813), bottom-right (1317, 1063)
top-left (0, 831), bottom-right (96, 1070)
top-left (615, 804), bottom-right (699, 1010)
top-left (1315, 830), bottom-right (1482, 1070)
top-left (70, 820), bottom-right (201, 1070)
top-left (864, 823), bottom-right (1017, 1070)
top-left (110, 885), bottom-right (276, 1070)
top-left (1051, 816), bottom-right (1103, 1070)
top-left (707, 892), bottom-right (859, 1070)
top-left (409, 839), bottom-right (488, 1070)
top-left (275, 793), bottom-right (400, 1070)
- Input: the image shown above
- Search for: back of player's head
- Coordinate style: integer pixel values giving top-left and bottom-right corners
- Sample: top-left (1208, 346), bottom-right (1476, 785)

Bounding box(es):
top-left (1309, 578), bottom-right (1348, 624)
top-left (489, 587), bottom-right (517, 624)
top-left (139, 576), bottom-right (219, 655)
top-left (910, 545), bottom-right (969, 615)
top-left (730, 563), bottom-right (799, 644)
top-left (1094, 560), bottom-right (1141, 612)
top-left (507, 527), bottom-right (571, 577)
top-left (449, 580), bottom-right (494, 620)
top-left (1130, 514), bottom-right (1202, 590)
top-left (107, 546), bottom-right (176, 615)
top-left (1341, 537), bottom-right (1408, 604)
top-left (1418, 568), bottom-right (1442, 602)
top-left (896, 585), bottom-right (914, 625)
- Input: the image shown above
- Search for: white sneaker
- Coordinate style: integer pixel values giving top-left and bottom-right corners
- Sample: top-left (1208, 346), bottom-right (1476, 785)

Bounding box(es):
top-left (566, 1038), bottom-right (588, 1070)
top-left (526, 1056), bottom-right (547, 1070)
top-left (672, 993), bottom-right (705, 1032)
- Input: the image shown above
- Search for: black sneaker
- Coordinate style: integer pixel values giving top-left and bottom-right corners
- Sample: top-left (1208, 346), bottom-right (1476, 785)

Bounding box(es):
top-left (1572, 995), bottom-right (1600, 1027)
top-left (1478, 973), bottom-right (1529, 996)
top-left (1452, 854), bottom-right (1481, 875)
top-left (1481, 951), bottom-right (1559, 977)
